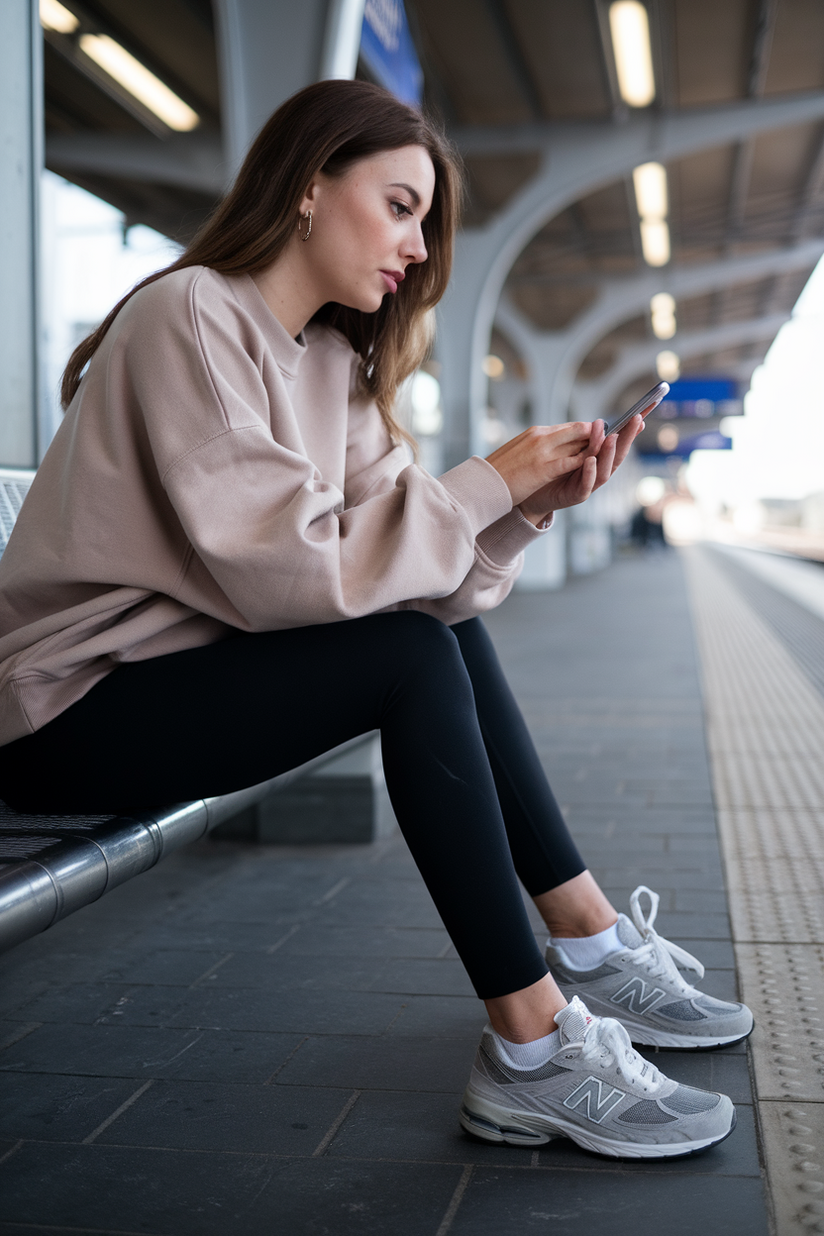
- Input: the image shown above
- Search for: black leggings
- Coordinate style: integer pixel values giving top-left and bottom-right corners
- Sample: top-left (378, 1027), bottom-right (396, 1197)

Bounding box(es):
top-left (0, 613), bottom-right (585, 999)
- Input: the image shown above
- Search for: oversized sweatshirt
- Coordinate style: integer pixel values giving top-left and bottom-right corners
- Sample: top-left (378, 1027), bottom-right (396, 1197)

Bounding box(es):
top-left (0, 267), bottom-right (546, 746)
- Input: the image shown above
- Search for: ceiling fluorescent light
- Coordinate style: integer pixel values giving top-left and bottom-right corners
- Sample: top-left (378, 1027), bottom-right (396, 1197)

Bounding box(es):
top-left (78, 34), bottom-right (199, 132)
top-left (633, 162), bottom-right (668, 220)
top-left (641, 220), bottom-right (670, 266)
top-left (40, 0), bottom-right (79, 33)
top-left (651, 292), bottom-right (676, 338)
top-left (656, 350), bottom-right (680, 381)
top-left (609, 1), bottom-right (655, 107)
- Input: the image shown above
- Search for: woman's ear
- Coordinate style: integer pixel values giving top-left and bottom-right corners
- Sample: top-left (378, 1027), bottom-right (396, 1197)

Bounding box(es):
top-left (298, 178), bottom-right (320, 218)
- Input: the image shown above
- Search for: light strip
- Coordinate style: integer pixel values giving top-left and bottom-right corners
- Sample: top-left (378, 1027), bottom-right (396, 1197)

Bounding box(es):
top-left (651, 292), bottom-right (676, 338)
top-left (634, 162), bottom-right (670, 267)
top-left (641, 220), bottom-right (671, 267)
top-left (78, 34), bottom-right (199, 132)
top-left (656, 350), bottom-right (680, 381)
top-left (633, 162), bottom-right (668, 219)
top-left (609, 1), bottom-right (655, 107)
top-left (40, 0), bottom-right (79, 34)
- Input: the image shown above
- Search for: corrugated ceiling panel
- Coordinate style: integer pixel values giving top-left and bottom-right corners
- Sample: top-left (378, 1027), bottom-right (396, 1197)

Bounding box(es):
top-left (413, 0), bottom-right (532, 123)
top-left (673, 0), bottom-right (752, 106)
top-left (765, 0), bottom-right (824, 94)
top-left (505, 0), bottom-right (611, 119)
top-left (670, 146), bottom-right (737, 255)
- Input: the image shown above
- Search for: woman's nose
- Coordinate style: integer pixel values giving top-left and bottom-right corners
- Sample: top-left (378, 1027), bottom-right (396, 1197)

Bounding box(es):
top-left (405, 224), bottom-right (428, 265)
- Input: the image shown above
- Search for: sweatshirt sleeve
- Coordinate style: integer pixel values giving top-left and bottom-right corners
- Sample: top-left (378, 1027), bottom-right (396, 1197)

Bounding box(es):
top-left (408, 507), bottom-right (550, 625)
top-left (341, 385), bottom-right (551, 625)
top-left (128, 280), bottom-right (514, 631)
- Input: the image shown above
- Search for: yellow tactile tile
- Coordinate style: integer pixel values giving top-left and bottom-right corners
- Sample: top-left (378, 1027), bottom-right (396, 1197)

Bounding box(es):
top-left (684, 546), bottom-right (824, 1234)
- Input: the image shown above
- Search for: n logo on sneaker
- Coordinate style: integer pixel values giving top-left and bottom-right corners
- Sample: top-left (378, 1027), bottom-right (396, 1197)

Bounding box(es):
top-left (563, 1077), bottom-right (625, 1124)
top-left (610, 977), bottom-right (667, 1014)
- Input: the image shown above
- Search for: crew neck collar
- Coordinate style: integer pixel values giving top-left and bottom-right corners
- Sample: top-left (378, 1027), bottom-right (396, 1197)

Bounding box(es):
top-left (222, 271), bottom-right (308, 378)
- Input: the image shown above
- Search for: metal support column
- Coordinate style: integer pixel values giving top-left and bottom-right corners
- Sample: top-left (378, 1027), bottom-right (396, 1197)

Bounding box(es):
top-left (214, 0), bottom-right (364, 175)
top-left (0, 0), bottom-right (43, 468)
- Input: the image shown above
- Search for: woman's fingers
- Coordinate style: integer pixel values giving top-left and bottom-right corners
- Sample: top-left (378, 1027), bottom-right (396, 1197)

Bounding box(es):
top-left (584, 415), bottom-right (642, 487)
top-left (610, 415), bottom-right (644, 472)
top-left (485, 421), bottom-right (593, 506)
top-left (585, 419), bottom-right (607, 458)
top-left (575, 453), bottom-right (598, 499)
top-left (594, 433), bottom-right (617, 487)
top-left (518, 412), bottom-right (645, 519)
top-left (549, 420), bottom-right (593, 446)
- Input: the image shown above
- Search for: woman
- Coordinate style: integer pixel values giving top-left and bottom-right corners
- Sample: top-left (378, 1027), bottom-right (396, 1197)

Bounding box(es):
top-left (0, 80), bottom-right (750, 1159)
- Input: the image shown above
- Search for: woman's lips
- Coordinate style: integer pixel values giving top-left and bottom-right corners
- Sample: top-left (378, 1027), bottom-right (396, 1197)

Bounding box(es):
top-left (380, 270), bottom-right (405, 293)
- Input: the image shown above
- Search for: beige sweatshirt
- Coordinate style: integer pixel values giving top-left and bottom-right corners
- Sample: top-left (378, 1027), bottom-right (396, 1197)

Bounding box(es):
top-left (0, 267), bottom-right (545, 746)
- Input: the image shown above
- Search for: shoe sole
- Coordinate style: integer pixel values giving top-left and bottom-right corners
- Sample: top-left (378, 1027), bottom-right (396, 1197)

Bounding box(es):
top-left (627, 1026), bottom-right (753, 1050)
top-left (459, 1093), bottom-right (737, 1160)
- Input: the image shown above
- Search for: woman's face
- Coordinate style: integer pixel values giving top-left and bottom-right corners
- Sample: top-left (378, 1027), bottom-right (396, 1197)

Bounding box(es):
top-left (300, 144), bottom-right (436, 314)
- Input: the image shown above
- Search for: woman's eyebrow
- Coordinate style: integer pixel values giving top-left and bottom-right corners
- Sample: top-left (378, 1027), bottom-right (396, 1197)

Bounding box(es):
top-left (388, 182), bottom-right (421, 207)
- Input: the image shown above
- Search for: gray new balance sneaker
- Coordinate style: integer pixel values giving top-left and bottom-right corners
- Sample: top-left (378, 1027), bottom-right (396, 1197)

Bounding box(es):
top-left (546, 886), bottom-right (754, 1049)
top-left (460, 997), bottom-right (736, 1159)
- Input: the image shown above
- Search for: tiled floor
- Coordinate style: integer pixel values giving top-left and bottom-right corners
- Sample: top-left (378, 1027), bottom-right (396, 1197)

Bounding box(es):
top-left (0, 549), bottom-right (768, 1235)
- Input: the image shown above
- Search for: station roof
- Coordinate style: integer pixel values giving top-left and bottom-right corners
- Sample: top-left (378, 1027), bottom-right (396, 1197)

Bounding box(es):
top-left (42, 0), bottom-right (824, 406)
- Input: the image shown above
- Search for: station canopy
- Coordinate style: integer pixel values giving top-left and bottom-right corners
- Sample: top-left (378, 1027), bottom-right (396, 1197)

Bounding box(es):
top-left (41, 0), bottom-right (824, 412)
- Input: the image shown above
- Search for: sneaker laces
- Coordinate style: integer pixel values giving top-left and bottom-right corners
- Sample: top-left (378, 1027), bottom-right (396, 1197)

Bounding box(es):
top-left (629, 886), bottom-right (704, 983)
top-left (560, 997), bottom-right (664, 1092)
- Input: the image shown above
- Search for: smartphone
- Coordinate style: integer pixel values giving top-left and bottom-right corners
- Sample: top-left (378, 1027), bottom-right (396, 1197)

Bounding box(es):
top-left (603, 382), bottom-right (670, 436)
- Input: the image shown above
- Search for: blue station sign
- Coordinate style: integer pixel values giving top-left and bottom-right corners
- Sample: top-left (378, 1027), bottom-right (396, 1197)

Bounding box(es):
top-left (661, 378), bottom-right (738, 402)
top-left (637, 429), bottom-right (732, 459)
top-left (360, 0), bottom-right (423, 106)
top-left (659, 376), bottom-right (742, 420)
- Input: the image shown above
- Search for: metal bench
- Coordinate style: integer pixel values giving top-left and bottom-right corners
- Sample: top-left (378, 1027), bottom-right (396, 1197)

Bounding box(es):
top-left (0, 468), bottom-right (392, 954)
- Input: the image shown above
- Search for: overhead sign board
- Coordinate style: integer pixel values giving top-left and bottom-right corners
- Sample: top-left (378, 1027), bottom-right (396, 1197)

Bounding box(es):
top-left (360, 0), bottom-right (423, 106)
top-left (661, 378), bottom-right (738, 402)
top-left (638, 429), bottom-right (732, 459)
top-left (658, 376), bottom-right (742, 419)
top-left (678, 429), bottom-right (732, 453)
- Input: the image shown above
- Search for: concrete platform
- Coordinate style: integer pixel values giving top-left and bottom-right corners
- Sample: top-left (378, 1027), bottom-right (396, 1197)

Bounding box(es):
top-left (2, 543), bottom-right (815, 1235)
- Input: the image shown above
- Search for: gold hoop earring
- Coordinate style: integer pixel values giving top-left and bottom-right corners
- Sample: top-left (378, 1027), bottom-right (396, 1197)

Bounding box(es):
top-left (298, 210), bottom-right (312, 241)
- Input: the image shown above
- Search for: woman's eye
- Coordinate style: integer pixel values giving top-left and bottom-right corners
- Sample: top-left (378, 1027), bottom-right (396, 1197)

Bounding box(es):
top-left (391, 201), bottom-right (412, 218)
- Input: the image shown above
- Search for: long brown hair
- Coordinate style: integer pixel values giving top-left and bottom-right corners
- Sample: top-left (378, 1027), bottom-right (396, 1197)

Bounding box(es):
top-left (60, 80), bottom-right (464, 446)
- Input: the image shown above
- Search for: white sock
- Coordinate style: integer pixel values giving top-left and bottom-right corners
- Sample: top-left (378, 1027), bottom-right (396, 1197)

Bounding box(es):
top-left (549, 920), bottom-right (623, 970)
top-left (493, 1026), bottom-right (561, 1068)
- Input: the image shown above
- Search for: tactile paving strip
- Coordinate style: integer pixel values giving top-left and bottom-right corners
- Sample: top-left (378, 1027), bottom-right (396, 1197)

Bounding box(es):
top-left (759, 1104), bottom-right (824, 1233)
top-left (684, 546), bottom-right (824, 1236)
top-left (734, 942), bottom-right (824, 1102)
top-left (710, 548), bottom-right (824, 706)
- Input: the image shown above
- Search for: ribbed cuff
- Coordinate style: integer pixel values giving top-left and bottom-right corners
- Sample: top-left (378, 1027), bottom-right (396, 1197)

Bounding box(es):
top-left (476, 508), bottom-right (553, 566)
top-left (437, 456), bottom-right (513, 539)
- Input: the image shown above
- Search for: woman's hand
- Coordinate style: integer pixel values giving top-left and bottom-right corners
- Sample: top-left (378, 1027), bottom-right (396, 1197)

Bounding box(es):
top-left (513, 415), bottom-right (644, 527)
top-left (485, 422), bottom-right (593, 509)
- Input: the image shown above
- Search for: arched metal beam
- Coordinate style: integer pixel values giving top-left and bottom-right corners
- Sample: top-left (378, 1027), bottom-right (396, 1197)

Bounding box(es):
top-left (438, 92), bottom-right (824, 466)
top-left (573, 312), bottom-right (790, 419)
top-left (45, 132), bottom-right (226, 195)
top-left (494, 237), bottom-right (824, 424)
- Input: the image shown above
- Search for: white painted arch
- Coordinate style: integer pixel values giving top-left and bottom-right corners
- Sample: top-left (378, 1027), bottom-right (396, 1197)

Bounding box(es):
top-left (438, 92), bottom-right (824, 465)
